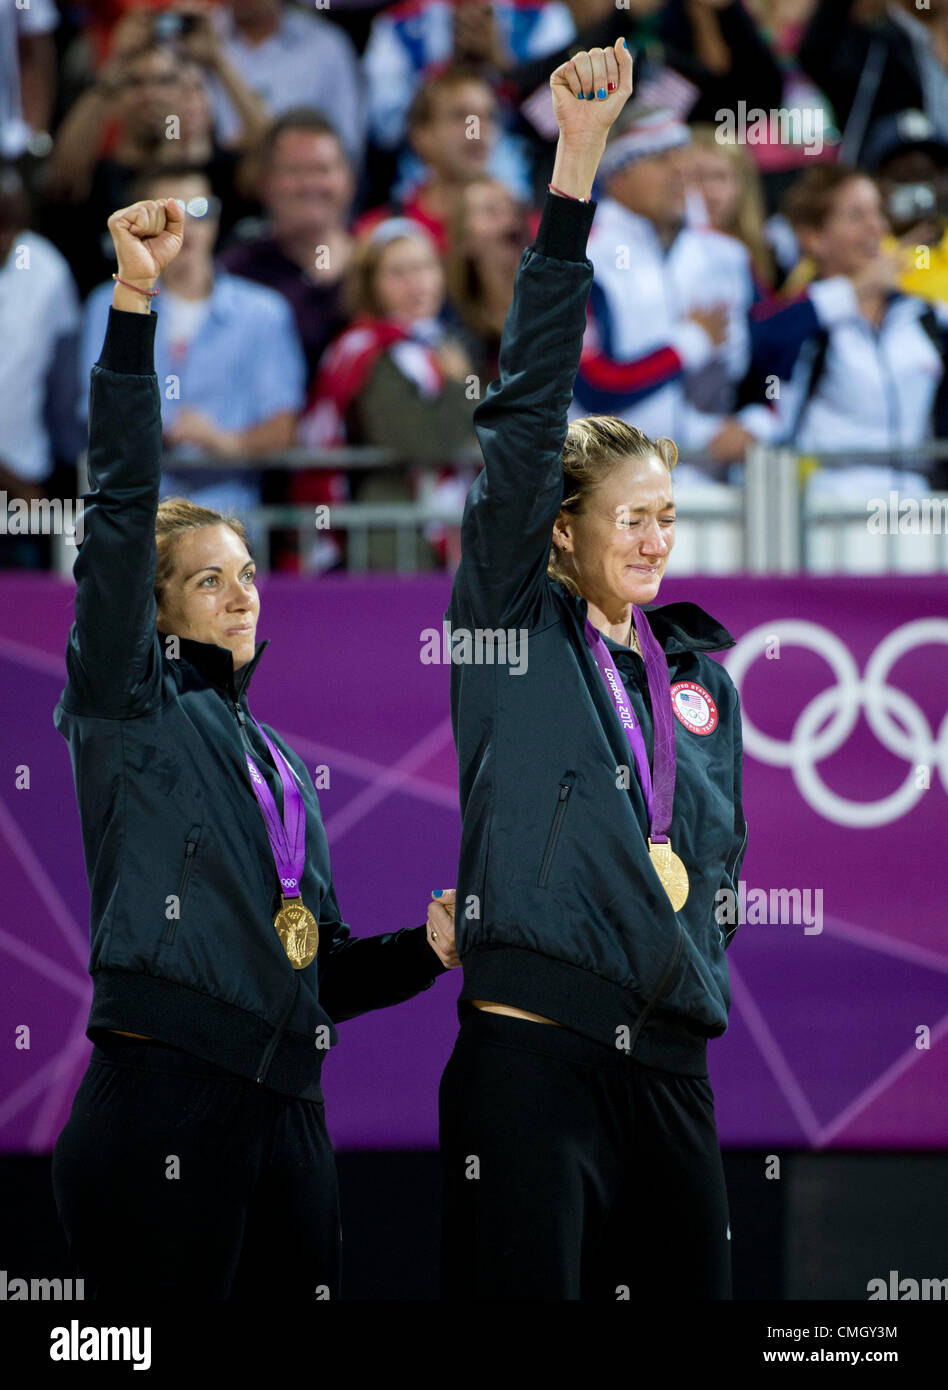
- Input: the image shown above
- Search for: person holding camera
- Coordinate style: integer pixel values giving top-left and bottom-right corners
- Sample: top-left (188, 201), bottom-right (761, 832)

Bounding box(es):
top-left (43, 5), bottom-right (267, 296)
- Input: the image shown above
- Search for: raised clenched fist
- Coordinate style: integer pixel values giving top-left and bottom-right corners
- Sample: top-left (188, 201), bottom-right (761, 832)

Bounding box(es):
top-left (549, 38), bottom-right (634, 143)
top-left (107, 198), bottom-right (185, 286)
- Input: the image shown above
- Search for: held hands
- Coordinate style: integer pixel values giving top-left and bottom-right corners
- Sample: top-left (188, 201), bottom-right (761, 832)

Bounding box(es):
top-left (688, 304), bottom-right (729, 348)
top-left (453, 3), bottom-right (508, 71)
top-left (108, 198), bottom-right (185, 287)
top-left (426, 889), bottom-right (459, 969)
top-left (850, 247), bottom-right (904, 306)
top-left (708, 418), bottom-right (757, 463)
top-left (549, 37), bottom-right (634, 145)
top-left (165, 407), bottom-right (240, 457)
top-left (434, 340), bottom-right (474, 383)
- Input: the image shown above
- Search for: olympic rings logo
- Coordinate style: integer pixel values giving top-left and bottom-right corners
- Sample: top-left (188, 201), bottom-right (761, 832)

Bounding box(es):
top-left (724, 619), bottom-right (948, 828)
top-left (281, 877), bottom-right (298, 889)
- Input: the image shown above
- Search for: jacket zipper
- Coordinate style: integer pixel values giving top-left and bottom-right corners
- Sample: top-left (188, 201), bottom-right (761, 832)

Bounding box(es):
top-left (537, 779), bottom-right (573, 887)
top-left (256, 974), bottom-right (300, 1085)
top-left (234, 696), bottom-right (261, 769)
top-left (162, 830), bottom-right (200, 945)
top-left (625, 919), bottom-right (685, 1054)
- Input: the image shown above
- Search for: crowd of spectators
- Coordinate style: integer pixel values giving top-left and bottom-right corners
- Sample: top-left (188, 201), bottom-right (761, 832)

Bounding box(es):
top-left (3, 0), bottom-right (948, 571)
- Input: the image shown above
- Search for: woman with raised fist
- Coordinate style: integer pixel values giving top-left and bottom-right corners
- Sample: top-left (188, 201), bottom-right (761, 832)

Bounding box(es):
top-left (440, 38), bottom-right (748, 1300)
top-left (51, 196), bottom-right (459, 1300)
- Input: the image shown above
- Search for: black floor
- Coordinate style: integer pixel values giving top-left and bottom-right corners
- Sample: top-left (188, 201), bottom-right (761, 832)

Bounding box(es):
top-left (1, 1150), bottom-right (944, 1300)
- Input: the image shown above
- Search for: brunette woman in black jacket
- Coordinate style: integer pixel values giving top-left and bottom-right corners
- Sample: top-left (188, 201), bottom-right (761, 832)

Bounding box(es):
top-left (51, 196), bottom-right (459, 1301)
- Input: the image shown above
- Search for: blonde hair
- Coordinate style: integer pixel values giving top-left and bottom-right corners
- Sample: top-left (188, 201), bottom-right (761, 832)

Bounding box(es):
top-left (549, 417), bottom-right (677, 595)
top-left (688, 124), bottom-right (775, 286)
top-left (154, 497), bottom-right (249, 608)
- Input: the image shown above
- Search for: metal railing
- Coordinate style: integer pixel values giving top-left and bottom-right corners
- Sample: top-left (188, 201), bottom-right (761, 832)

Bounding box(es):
top-left (745, 445), bottom-right (948, 574)
top-left (50, 442), bottom-right (948, 578)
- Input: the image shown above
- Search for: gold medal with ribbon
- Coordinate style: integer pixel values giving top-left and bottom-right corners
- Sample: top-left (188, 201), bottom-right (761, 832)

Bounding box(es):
top-left (242, 715), bottom-right (319, 968)
top-left (647, 838), bottom-right (690, 912)
top-left (273, 894), bottom-right (320, 970)
top-left (585, 609), bottom-right (690, 913)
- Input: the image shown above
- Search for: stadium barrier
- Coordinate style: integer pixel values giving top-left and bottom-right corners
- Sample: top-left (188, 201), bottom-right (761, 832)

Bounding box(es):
top-left (54, 443), bottom-right (948, 577)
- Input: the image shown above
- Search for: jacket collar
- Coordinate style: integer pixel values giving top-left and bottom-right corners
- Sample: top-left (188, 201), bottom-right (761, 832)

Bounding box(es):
top-left (176, 636), bottom-right (270, 698)
top-left (563, 588), bottom-right (735, 654)
top-left (639, 601), bottom-right (735, 654)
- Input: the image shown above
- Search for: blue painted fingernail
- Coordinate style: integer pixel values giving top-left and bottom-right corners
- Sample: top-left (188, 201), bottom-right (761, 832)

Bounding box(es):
top-left (587, 92), bottom-right (594, 101)
top-left (577, 90), bottom-right (584, 99)
top-left (597, 88), bottom-right (606, 99)
top-left (432, 889), bottom-right (443, 898)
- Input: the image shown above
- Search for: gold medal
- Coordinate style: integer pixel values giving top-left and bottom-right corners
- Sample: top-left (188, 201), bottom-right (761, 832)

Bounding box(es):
top-left (273, 894), bottom-right (319, 969)
top-left (647, 838), bottom-right (690, 912)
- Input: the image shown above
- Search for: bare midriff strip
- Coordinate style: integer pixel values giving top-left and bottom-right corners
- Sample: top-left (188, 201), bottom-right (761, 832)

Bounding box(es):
top-left (108, 1029), bottom-right (153, 1039)
top-left (470, 1001), bottom-right (561, 1026)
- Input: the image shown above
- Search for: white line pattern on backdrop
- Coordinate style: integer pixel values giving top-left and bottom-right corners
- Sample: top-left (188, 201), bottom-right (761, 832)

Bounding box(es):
top-left (724, 619), bottom-right (948, 827)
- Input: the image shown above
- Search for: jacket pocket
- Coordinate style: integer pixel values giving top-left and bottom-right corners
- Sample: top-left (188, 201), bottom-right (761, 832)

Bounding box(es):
top-left (537, 774), bottom-right (575, 888)
top-left (162, 824), bottom-right (202, 945)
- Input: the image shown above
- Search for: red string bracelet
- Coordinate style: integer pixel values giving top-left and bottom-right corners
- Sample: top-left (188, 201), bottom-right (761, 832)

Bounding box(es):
top-left (112, 274), bottom-right (160, 297)
top-left (548, 182), bottom-right (589, 204)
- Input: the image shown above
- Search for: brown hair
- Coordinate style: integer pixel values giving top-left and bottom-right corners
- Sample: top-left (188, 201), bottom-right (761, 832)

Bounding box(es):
top-left (344, 224), bottom-right (439, 318)
top-left (687, 124), bottom-right (775, 286)
top-left (154, 498), bottom-right (249, 608)
top-left (549, 417), bottom-right (677, 595)
top-left (444, 177), bottom-right (530, 337)
top-left (260, 106), bottom-right (346, 167)
top-left (781, 163), bottom-right (871, 231)
top-left (407, 63), bottom-right (494, 132)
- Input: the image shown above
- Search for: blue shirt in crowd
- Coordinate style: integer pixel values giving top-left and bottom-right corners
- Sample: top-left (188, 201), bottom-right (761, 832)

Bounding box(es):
top-left (77, 270), bottom-right (308, 430)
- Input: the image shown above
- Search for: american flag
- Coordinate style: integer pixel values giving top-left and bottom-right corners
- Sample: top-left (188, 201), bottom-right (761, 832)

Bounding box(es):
top-left (634, 66), bottom-right (700, 121)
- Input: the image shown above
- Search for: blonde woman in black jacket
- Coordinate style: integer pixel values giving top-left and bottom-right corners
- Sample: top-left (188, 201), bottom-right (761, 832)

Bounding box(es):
top-left (439, 41), bottom-right (747, 1301)
top-left (51, 197), bottom-right (459, 1301)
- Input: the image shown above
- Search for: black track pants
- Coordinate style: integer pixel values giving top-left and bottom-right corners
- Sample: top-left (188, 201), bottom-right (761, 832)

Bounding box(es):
top-left (50, 1033), bottom-right (341, 1300)
top-left (439, 1009), bottom-right (732, 1301)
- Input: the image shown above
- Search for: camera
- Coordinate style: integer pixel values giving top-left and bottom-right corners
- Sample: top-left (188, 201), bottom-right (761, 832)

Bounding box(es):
top-left (887, 182), bottom-right (937, 227)
top-left (152, 13), bottom-right (198, 41)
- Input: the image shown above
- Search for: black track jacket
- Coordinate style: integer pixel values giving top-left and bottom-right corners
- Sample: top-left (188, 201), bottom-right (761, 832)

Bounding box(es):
top-left (448, 192), bottom-right (748, 1077)
top-left (54, 306), bottom-right (448, 1101)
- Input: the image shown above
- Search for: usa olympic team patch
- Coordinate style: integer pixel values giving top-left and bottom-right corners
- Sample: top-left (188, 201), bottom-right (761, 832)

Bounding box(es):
top-left (670, 681), bottom-right (718, 735)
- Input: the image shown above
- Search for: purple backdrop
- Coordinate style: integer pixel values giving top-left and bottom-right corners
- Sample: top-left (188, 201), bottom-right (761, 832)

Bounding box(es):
top-left (1, 574), bottom-right (946, 1152)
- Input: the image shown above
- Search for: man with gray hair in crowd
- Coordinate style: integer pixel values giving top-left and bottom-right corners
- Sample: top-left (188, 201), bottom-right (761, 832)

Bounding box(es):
top-left (217, 109), bottom-right (355, 382)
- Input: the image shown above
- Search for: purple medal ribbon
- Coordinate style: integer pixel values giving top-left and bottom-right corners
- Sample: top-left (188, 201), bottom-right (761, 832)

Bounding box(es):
top-left (584, 606), bottom-right (676, 844)
top-left (242, 718), bottom-right (306, 900)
